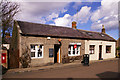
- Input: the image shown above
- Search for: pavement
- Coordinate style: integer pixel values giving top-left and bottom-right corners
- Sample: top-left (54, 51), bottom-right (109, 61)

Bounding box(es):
top-left (4, 58), bottom-right (119, 74)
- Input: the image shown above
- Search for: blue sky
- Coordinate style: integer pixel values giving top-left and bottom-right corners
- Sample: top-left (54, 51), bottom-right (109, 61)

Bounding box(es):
top-left (16, 0), bottom-right (119, 40)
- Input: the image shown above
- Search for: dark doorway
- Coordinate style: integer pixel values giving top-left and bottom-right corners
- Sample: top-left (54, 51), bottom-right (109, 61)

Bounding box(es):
top-left (54, 44), bottom-right (60, 63)
top-left (99, 45), bottom-right (102, 60)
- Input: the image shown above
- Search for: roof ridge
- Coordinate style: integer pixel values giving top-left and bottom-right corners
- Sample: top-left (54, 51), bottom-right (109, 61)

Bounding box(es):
top-left (16, 20), bottom-right (72, 29)
top-left (77, 29), bottom-right (101, 34)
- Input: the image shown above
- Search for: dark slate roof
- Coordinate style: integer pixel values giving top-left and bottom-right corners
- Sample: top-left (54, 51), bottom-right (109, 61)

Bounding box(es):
top-left (77, 29), bottom-right (116, 41)
top-left (17, 20), bottom-right (116, 42)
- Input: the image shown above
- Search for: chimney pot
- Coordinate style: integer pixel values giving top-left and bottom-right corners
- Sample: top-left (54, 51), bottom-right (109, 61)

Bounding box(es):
top-left (72, 21), bottom-right (77, 29)
top-left (102, 25), bottom-right (105, 33)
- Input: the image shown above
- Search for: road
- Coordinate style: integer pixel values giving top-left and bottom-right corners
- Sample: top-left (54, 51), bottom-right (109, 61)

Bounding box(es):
top-left (2, 59), bottom-right (119, 78)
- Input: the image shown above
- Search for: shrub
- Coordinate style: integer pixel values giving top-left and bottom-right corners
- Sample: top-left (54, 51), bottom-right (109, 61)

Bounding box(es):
top-left (62, 54), bottom-right (70, 64)
top-left (19, 46), bottom-right (31, 68)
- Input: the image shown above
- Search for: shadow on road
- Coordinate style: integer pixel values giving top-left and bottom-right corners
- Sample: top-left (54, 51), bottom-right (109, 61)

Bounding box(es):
top-left (96, 71), bottom-right (120, 79)
top-left (67, 78), bottom-right (73, 80)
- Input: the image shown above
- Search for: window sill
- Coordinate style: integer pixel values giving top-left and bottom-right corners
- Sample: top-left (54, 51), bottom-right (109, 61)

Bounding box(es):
top-left (31, 57), bottom-right (43, 59)
top-left (68, 54), bottom-right (80, 57)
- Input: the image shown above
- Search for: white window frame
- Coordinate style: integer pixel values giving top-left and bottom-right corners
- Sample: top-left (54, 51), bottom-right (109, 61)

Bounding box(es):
top-left (68, 43), bottom-right (81, 56)
top-left (106, 45), bottom-right (111, 53)
top-left (89, 45), bottom-right (95, 54)
top-left (30, 44), bottom-right (44, 59)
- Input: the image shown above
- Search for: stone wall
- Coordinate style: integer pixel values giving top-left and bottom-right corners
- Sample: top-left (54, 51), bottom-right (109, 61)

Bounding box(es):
top-left (19, 35), bottom-right (85, 67)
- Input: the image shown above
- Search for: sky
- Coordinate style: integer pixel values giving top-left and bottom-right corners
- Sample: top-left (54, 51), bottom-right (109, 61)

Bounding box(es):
top-left (15, 0), bottom-right (119, 40)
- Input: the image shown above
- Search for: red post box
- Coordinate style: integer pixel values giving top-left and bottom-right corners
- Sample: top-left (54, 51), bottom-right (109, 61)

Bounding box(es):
top-left (2, 53), bottom-right (6, 63)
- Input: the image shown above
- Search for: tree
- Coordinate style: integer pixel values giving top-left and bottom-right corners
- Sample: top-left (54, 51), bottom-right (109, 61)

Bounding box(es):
top-left (0, 0), bottom-right (20, 43)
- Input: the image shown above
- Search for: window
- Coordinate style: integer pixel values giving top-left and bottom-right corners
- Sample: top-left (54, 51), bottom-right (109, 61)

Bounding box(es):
top-left (68, 45), bottom-right (80, 56)
top-left (89, 45), bottom-right (95, 54)
top-left (30, 44), bottom-right (43, 58)
top-left (49, 48), bottom-right (54, 57)
top-left (106, 46), bottom-right (111, 53)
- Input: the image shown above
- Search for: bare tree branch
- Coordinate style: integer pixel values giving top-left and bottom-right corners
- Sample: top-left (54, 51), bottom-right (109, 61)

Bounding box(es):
top-left (0, 0), bottom-right (20, 43)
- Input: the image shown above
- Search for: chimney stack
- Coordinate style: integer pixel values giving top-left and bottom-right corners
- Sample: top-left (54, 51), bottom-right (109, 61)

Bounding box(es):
top-left (72, 21), bottom-right (77, 29)
top-left (5, 32), bottom-right (10, 38)
top-left (102, 25), bottom-right (105, 33)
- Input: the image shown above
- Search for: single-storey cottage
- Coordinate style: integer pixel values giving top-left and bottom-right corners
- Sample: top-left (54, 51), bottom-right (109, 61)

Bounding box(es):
top-left (10, 20), bottom-right (116, 68)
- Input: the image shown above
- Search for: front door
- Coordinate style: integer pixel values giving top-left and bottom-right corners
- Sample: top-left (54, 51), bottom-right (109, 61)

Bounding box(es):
top-left (99, 45), bottom-right (102, 60)
top-left (54, 44), bottom-right (61, 63)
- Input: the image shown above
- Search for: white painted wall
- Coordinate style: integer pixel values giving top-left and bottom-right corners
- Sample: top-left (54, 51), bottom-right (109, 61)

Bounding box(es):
top-left (85, 40), bottom-right (116, 61)
top-left (2, 44), bottom-right (10, 50)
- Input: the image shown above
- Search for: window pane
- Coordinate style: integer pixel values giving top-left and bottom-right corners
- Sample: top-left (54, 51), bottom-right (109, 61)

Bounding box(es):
top-left (68, 45), bottom-right (71, 51)
top-left (31, 52), bottom-right (35, 57)
top-left (76, 46), bottom-right (80, 54)
top-left (68, 45), bottom-right (71, 55)
top-left (38, 51), bottom-right (42, 57)
top-left (68, 51), bottom-right (71, 55)
top-left (73, 47), bottom-right (75, 55)
top-left (31, 44), bottom-right (36, 57)
top-left (31, 45), bottom-right (35, 50)
top-left (73, 50), bottom-right (75, 54)
top-left (40, 45), bottom-right (42, 48)
top-left (49, 48), bottom-right (54, 57)
top-left (38, 46), bottom-right (42, 57)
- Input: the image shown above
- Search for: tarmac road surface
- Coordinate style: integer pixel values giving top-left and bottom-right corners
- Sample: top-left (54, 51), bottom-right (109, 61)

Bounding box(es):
top-left (2, 59), bottom-right (120, 78)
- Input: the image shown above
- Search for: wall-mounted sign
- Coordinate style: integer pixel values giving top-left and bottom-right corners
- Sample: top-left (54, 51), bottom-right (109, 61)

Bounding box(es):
top-left (49, 48), bottom-right (54, 57)
top-left (74, 44), bottom-right (77, 49)
top-left (70, 43), bottom-right (81, 45)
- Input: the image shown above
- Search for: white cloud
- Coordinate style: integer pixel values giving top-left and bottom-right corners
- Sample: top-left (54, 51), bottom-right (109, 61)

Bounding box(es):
top-left (20, 2), bottom-right (69, 16)
top-left (91, 15), bottom-right (118, 30)
top-left (90, 9), bottom-right (101, 22)
top-left (53, 6), bottom-right (91, 27)
top-left (15, 1), bottom-right (119, 31)
top-left (46, 13), bottom-right (59, 21)
top-left (15, 2), bottom-right (91, 26)
top-left (91, 0), bottom-right (119, 30)
top-left (54, 14), bottom-right (72, 27)
top-left (15, 2), bottom-right (69, 23)
top-left (73, 6), bottom-right (91, 23)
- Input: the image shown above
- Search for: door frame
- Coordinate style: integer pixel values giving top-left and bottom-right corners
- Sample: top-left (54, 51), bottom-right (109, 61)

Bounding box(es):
top-left (99, 45), bottom-right (102, 60)
top-left (58, 48), bottom-right (61, 63)
top-left (54, 44), bottom-right (61, 63)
